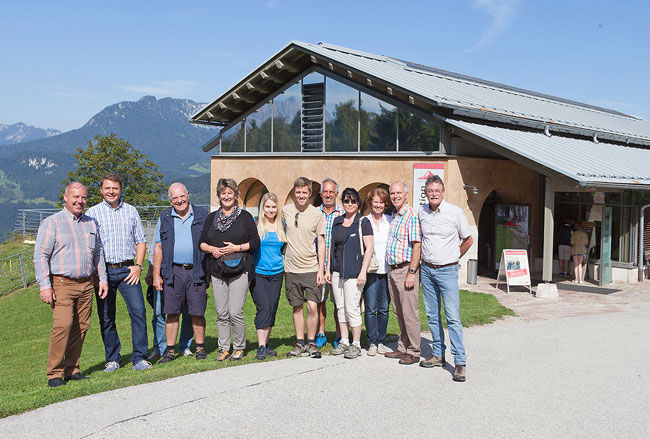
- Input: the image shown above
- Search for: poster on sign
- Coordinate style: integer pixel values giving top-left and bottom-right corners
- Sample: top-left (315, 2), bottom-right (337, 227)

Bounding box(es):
top-left (413, 163), bottom-right (444, 207)
top-left (495, 249), bottom-right (532, 294)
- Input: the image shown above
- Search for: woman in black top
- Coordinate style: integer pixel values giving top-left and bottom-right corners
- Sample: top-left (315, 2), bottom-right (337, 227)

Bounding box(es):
top-left (199, 178), bottom-right (259, 361)
top-left (325, 188), bottom-right (374, 359)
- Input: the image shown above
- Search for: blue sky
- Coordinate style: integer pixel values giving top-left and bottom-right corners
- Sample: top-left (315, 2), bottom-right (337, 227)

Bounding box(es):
top-left (2, 0), bottom-right (649, 132)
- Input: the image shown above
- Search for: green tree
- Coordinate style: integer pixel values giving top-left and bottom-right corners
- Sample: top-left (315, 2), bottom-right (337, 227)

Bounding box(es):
top-left (61, 134), bottom-right (164, 206)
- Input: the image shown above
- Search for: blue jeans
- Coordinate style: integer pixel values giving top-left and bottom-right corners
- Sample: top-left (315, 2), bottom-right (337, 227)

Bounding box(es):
top-left (363, 273), bottom-right (389, 346)
top-left (420, 264), bottom-right (466, 365)
top-left (96, 266), bottom-right (148, 365)
top-left (151, 289), bottom-right (193, 355)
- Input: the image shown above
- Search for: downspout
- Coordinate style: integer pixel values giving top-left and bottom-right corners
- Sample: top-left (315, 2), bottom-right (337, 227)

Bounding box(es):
top-left (639, 204), bottom-right (650, 281)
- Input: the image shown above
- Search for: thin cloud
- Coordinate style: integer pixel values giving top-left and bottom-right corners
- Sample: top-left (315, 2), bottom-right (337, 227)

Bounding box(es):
top-left (464, 0), bottom-right (519, 53)
top-left (117, 80), bottom-right (196, 96)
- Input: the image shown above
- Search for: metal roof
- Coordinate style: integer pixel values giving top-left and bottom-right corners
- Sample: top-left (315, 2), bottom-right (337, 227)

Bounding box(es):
top-left (192, 41), bottom-right (650, 147)
top-left (446, 119), bottom-right (650, 189)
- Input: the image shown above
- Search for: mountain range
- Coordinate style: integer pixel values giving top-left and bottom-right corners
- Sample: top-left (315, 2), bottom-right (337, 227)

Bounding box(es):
top-left (0, 122), bottom-right (61, 145)
top-left (0, 96), bottom-right (217, 241)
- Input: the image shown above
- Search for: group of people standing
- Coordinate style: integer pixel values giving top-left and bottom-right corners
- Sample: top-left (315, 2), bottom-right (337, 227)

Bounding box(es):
top-left (557, 218), bottom-right (590, 283)
top-left (35, 172), bottom-right (474, 388)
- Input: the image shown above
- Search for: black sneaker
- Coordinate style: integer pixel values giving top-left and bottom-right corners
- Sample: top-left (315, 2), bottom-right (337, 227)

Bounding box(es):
top-left (48, 377), bottom-right (66, 388)
top-left (266, 347), bottom-right (277, 357)
top-left (64, 372), bottom-right (89, 381)
top-left (158, 351), bottom-right (175, 364)
top-left (256, 346), bottom-right (267, 361)
top-left (195, 349), bottom-right (207, 360)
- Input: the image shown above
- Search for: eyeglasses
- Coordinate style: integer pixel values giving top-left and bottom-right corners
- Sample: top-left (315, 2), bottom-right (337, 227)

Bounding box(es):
top-left (342, 199), bottom-right (358, 205)
top-left (294, 212), bottom-right (299, 228)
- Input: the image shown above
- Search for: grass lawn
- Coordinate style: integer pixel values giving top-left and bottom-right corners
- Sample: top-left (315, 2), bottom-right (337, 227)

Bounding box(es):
top-left (0, 236), bottom-right (35, 259)
top-left (0, 264), bottom-right (515, 417)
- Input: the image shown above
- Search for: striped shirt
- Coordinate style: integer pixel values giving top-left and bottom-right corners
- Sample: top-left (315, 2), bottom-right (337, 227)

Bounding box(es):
top-left (86, 200), bottom-right (146, 264)
top-left (319, 204), bottom-right (344, 267)
top-left (34, 208), bottom-right (107, 290)
top-left (386, 203), bottom-right (421, 265)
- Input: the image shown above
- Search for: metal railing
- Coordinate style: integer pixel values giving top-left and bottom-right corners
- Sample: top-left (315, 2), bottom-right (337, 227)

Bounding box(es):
top-left (0, 250), bottom-right (35, 296)
top-left (4, 205), bottom-right (210, 295)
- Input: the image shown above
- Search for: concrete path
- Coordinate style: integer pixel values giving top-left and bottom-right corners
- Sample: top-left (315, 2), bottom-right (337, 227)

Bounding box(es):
top-left (2, 290), bottom-right (649, 438)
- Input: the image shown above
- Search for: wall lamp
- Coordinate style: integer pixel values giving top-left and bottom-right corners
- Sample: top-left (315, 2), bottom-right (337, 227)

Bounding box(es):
top-left (463, 184), bottom-right (479, 195)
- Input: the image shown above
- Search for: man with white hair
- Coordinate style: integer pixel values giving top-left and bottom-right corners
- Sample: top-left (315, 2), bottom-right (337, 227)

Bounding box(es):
top-left (152, 183), bottom-right (209, 362)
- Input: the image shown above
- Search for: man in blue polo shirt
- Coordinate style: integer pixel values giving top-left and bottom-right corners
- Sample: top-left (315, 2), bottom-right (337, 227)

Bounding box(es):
top-left (152, 183), bottom-right (209, 362)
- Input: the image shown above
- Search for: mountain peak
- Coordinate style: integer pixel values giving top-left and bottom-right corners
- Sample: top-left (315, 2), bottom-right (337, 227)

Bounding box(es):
top-left (0, 122), bottom-right (61, 145)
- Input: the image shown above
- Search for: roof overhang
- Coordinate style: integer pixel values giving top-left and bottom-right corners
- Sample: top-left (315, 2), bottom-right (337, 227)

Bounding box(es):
top-left (445, 118), bottom-right (650, 190)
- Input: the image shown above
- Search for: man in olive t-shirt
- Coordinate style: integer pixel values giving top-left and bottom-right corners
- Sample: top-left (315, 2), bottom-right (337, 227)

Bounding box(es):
top-left (281, 177), bottom-right (326, 358)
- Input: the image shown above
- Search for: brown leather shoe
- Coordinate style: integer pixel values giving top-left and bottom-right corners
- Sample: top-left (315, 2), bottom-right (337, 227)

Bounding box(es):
top-left (419, 355), bottom-right (446, 368)
top-left (385, 350), bottom-right (406, 359)
top-left (453, 365), bottom-right (466, 382)
top-left (398, 353), bottom-right (420, 365)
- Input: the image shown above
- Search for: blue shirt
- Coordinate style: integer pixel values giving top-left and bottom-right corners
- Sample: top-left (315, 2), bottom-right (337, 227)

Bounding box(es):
top-left (86, 200), bottom-right (146, 264)
top-left (154, 206), bottom-right (194, 264)
top-left (254, 231), bottom-right (284, 275)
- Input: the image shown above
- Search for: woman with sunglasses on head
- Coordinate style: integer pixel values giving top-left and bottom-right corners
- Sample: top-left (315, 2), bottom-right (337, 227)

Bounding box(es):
top-left (325, 188), bottom-right (374, 359)
top-left (250, 193), bottom-right (286, 360)
top-left (199, 178), bottom-right (260, 362)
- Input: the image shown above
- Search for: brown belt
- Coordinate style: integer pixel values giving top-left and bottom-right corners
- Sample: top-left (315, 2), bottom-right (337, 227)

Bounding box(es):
top-left (389, 262), bottom-right (410, 270)
top-left (106, 260), bottom-right (134, 269)
top-left (422, 261), bottom-right (458, 269)
top-left (52, 275), bottom-right (92, 283)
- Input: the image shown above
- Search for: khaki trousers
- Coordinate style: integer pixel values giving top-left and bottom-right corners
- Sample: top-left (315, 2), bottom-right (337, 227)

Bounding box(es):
top-left (387, 265), bottom-right (421, 357)
top-left (47, 277), bottom-right (93, 379)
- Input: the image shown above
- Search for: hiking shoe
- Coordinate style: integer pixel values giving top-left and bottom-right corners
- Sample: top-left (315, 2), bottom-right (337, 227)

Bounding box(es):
top-left (132, 360), bottom-right (153, 371)
top-left (64, 372), bottom-right (89, 381)
top-left (256, 346), bottom-right (267, 361)
top-left (420, 355), bottom-right (446, 368)
top-left (195, 349), bottom-right (207, 360)
top-left (344, 344), bottom-right (361, 359)
top-left (48, 377), bottom-right (66, 388)
top-left (333, 337), bottom-right (341, 348)
top-left (158, 351), bottom-right (175, 364)
top-left (230, 350), bottom-right (244, 360)
top-left (453, 365), bottom-right (466, 382)
top-left (367, 344), bottom-right (378, 356)
top-left (377, 343), bottom-right (388, 355)
top-left (103, 361), bottom-right (121, 372)
top-left (147, 352), bottom-right (161, 364)
top-left (305, 343), bottom-right (322, 358)
top-left (315, 333), bottom-right (327, 348)
top-left (330, 343), bottom-right (349, 356)
top-left (266, 347), bottom-right (277, 357)
top-left (215, 350), bottom-right (231, 361)
top-left (286, 343), bottom-right (306, 357)
top-left (181, 349), bottom-right (193, 357)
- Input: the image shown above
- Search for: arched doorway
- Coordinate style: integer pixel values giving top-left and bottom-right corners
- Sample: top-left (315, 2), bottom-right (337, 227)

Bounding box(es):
top-left (283, 180), bottom-right (321, 206)
top-left (478, 190), bottom-right (501, 274)
top-left (238, 178), bottom-right (268, 220)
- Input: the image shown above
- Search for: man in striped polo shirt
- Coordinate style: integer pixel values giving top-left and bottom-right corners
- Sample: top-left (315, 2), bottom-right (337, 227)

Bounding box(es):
top-left (384, 181), bottom-right (422, 365)
top-left (34, 182), bottom-right (108, 387)
top-left (86, 174), bottom-right (151, 372)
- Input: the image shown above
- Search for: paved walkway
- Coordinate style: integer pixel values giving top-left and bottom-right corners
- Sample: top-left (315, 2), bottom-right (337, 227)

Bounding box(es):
top-left (2, 279), bottom-right (649, 438)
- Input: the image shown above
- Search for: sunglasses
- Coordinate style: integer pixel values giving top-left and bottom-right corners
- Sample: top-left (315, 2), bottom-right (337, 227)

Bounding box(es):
top-left (342, 199), bottom-right (358, 205)
top-left (294, 212), bottom-right (299, 228)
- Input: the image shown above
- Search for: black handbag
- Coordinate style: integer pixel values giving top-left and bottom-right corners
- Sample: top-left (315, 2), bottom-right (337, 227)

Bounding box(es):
top-left (216, 252), bottom-right (247, 277)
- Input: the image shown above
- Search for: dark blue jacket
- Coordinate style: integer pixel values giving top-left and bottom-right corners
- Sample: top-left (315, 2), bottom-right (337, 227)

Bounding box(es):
top-left (329, 213), bottom-right (372, 280)
top-left (159, 204), bottom-right (209, 285)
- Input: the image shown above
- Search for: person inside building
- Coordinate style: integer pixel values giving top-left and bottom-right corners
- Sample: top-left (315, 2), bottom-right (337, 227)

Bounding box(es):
top-left (557, 218), bottom-right (574, 277)
top-left (571, 222), bottom-right (589, 284)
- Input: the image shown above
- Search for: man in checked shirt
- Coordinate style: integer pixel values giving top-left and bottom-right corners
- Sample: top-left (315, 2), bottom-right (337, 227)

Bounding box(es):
top-left (86, 174), bottom-right (151, 372)
top-left (34, 182), bottom-right (109, 387)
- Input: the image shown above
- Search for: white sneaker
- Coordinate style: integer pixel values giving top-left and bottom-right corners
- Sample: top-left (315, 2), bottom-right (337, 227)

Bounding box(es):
top-left (103, 361), bottom-right (121, 372)
top-left (367, 344), bottom-right (378, 356)
top-left (377, 344), bottom-right (388, 355)
top-left (132, 359), bottom-right (153, 371)
top-left (181, 349), bottom-right (193, 357)
top-left (571, 279), bottom-right (579, 283)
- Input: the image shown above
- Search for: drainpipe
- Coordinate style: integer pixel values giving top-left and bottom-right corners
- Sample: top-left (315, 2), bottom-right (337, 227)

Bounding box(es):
top-left (639, 204), bottom-right (650, 281)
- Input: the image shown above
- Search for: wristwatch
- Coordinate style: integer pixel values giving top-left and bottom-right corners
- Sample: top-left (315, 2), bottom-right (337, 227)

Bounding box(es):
top-left (135, 263), bottom-right (143, 269)
top-left (408, 267), bottom-right (417, 274)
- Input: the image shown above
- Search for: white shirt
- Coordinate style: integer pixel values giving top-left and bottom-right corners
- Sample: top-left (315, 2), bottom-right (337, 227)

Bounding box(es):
top-left (419, 200), bottom-right (471, 265)
top-left (365, 213), bottom-right (391, 274)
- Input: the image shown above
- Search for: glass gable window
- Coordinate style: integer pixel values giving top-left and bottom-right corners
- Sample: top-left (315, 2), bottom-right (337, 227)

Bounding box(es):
top-left (245, 101), bottom-right (272, 153)
top-left (217, 71), bottom-right (442, 155)
top-left (273, 82), bottom-right (301, 152)
top-left (325, 78), bottom-right (359, 152)
top-left (360, 93), bottom-right (397, 152)
top-left (221, 121), bottom-right (244, 153)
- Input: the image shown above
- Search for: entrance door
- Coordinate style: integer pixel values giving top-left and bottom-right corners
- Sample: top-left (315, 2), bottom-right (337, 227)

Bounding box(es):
top-left (494, 203), bottom-right (531, 271)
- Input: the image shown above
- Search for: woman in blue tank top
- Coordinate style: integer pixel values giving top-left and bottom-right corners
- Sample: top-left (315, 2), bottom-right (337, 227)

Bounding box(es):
top-left (251, 193), bottom-right (286, 360)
